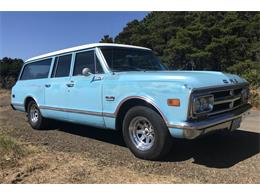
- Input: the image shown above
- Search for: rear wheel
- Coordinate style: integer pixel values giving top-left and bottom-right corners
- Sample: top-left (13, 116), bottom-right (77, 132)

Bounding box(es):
top-left (27, 101), bottom-right (49, 130)
top-left (122, 106), bottom-right (172, 160)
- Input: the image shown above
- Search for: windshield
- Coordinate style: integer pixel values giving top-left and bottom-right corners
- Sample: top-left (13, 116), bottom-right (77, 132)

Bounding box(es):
top-left (100, 47), bottom-right (166, 72)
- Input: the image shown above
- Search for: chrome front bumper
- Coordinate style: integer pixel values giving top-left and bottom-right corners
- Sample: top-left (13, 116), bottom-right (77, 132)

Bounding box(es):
top-left (168, 104), bottom-right (252, 139)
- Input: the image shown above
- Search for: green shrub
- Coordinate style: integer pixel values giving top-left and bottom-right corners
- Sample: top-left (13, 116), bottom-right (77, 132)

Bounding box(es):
top-left (227, 60), bottom-right (260, 88)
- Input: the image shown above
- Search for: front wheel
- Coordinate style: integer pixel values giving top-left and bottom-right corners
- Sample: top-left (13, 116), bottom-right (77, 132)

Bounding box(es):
top-left (122, 106), bottom-right (173, 160)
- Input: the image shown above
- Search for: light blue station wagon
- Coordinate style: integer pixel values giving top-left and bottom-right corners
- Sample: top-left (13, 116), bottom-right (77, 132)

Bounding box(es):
top-left (11, 43), bottom-right (252, 160)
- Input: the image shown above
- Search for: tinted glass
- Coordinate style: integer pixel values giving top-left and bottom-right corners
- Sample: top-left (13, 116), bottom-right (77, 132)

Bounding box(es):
top-left (95, 54), bottom-right (104, 74)
top-left (20, 59), bottom-right (52, 80)
top-left (101, 47), bottom-right (165, 72)
top-left (73, 51), bottom-right (103, 75)
top-left (74, 51), bottom-right (94, 76)
top-left (54, 54), bottom-right (72, 77)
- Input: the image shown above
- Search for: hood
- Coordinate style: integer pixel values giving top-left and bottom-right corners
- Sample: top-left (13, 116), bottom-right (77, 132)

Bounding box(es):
top-left (114, 71), bottom-right (247, 88)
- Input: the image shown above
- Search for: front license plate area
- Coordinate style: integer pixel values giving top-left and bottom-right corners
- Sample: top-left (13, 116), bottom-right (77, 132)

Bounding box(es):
top-left (230, 117), bottom-right (242, 131)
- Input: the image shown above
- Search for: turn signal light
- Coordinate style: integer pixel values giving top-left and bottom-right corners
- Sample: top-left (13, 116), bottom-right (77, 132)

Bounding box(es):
top-left (167, 99), bottom-right (180, 107)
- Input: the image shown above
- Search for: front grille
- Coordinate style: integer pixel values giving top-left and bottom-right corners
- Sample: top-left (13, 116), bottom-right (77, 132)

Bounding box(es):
top-left (190, 84), bottom-right (249, 118)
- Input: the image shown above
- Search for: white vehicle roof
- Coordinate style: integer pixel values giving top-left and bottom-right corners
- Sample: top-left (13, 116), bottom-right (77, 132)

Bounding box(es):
top-left (25, 43), bottom-right (151, 62)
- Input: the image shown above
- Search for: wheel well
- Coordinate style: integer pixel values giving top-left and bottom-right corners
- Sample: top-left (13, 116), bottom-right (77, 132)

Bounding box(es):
top-left (24, 97), bottom-right (35, 112)
top-left (115, 98), bottom-right (164, 131)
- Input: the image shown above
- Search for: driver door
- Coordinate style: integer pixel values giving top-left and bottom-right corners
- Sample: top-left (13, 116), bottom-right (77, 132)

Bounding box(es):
top-left (67, 49), bottom-right (105, 128)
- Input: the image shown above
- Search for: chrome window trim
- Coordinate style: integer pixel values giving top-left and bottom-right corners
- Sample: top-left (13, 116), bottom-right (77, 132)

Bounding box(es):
top-left (72, 48), bottom-right (106, 76)
top-left (97, 46), bottom-right (158, 74)
top-left (51, 56), bottom-right (59, 78)
top-left (47, 57), bottom-right (55, 78)
top-left (51, 53), bottom-right (73, 78)
top-left (96, 47), bottom-right (113, 74)
top-left (19, 58), bottom-right (53, 81)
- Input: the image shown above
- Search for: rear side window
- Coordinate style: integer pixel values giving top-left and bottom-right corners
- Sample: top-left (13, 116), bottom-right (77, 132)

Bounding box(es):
top-left (73, 50), bottom-right (104, 76)
top-left (51, 54), bottom-right (72, 78)
top-left (20, 59), bottom-right (52, 80)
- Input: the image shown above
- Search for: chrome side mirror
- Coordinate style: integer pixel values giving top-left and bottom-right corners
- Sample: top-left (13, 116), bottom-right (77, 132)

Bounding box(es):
top-left (82, 67), bottom-right (91, 76)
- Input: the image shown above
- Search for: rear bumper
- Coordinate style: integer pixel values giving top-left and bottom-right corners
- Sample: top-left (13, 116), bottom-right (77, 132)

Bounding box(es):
top-left (168, 103), bottom-right (252, 139)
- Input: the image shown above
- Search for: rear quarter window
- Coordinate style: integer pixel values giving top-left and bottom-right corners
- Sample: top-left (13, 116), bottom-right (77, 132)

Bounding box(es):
top-left (20, 59), bottom-right (52, 80)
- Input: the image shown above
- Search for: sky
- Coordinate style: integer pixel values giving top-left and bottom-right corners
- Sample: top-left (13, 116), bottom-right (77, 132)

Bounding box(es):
top-left (0, 12), bottom-right (148, 60)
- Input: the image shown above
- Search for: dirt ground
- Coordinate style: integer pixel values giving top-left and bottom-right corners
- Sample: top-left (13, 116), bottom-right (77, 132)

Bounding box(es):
top-left (0, 90), bottom-right (259, 183)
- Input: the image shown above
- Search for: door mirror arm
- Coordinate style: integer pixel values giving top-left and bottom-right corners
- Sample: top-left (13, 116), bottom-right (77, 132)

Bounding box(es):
top-left (82, 67), bottom-right (92, 76)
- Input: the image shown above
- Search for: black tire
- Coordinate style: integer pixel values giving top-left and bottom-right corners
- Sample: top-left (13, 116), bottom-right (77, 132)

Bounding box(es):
top-left (122, 106), bottom-right (173, 160)
top-left (27, 101), bottom-right (49, 130)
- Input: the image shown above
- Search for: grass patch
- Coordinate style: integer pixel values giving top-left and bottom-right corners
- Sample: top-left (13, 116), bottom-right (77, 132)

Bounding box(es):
top-left (0, 134), bottom-right (27, 168)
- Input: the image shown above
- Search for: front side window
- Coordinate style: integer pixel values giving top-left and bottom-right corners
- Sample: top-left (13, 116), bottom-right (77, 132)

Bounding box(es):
top-left (100, 47), bottom-right (166, 72)
top-left (73, 50), bottom-right (104, 76)
top-left (20, 59), bottom-right (52, 80)
top-left (51, 54), bottom-right (72, 78)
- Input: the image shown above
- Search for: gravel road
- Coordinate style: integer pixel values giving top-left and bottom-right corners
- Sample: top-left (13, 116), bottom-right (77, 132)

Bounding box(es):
top-left (0, 90), bottom-right (259, 183)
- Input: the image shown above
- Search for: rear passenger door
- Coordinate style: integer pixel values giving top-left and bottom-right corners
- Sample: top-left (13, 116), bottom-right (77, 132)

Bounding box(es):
top-left (44, 54), bottom-right (72, 120)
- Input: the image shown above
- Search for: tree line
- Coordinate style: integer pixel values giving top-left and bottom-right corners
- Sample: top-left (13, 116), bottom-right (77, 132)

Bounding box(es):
top-left (0, 57), bottom-right (24, 89)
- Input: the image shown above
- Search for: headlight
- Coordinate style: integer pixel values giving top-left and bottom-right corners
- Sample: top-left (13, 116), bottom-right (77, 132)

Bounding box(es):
top-left (193, 95), bottom-right (214, 114)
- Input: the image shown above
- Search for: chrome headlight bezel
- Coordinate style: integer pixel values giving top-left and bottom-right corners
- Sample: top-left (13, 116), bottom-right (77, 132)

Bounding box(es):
top-left (192, 95), bottom-right (214, 115)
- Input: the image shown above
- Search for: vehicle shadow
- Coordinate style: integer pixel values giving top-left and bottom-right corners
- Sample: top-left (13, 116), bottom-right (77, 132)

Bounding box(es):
top-left (54, 121), bottom-right (260, 168)
top-left (54, 121), bottom-right (126, 147)
top-left (165, 130), bottom-right (260, 168)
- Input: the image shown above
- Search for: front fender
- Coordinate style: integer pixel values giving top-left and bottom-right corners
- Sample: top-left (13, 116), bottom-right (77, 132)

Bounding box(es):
top-left (102, 80), bottom-right (191, 129)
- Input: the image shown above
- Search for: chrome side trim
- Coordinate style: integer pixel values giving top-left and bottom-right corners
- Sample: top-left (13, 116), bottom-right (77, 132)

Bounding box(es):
top-left (114, 96), bottom-right (169, 124)
top-left (39, 96), bottom-right (168, 123)
top-left (102, 112), bottom-right (115, 118)
top-left (167, 103), bottom-right (251, 130)
top-left (12, 103), bottom-right (24, 107)
top-left (39, 106), bottom-right (115, 118)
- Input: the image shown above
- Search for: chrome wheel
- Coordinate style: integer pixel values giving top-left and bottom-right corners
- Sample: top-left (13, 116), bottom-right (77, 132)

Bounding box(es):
top-left (30, 104), bottom-right (39, 123)
top-left (129, 116), bottom-right (155, 151)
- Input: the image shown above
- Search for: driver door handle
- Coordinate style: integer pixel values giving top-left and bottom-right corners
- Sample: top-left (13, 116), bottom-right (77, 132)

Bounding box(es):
top-left (91, 76), bottom-right (103, 82)
top-left (66, 83), bottom-right (74, 87)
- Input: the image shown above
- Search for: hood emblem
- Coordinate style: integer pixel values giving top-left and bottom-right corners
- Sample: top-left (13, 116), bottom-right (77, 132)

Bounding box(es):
top-left (223, 79), bottom-right (229, 84)
top-left (229, 79), bottom-right (235, 83)
top-left (229, 79), bottom-right (238, 84)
